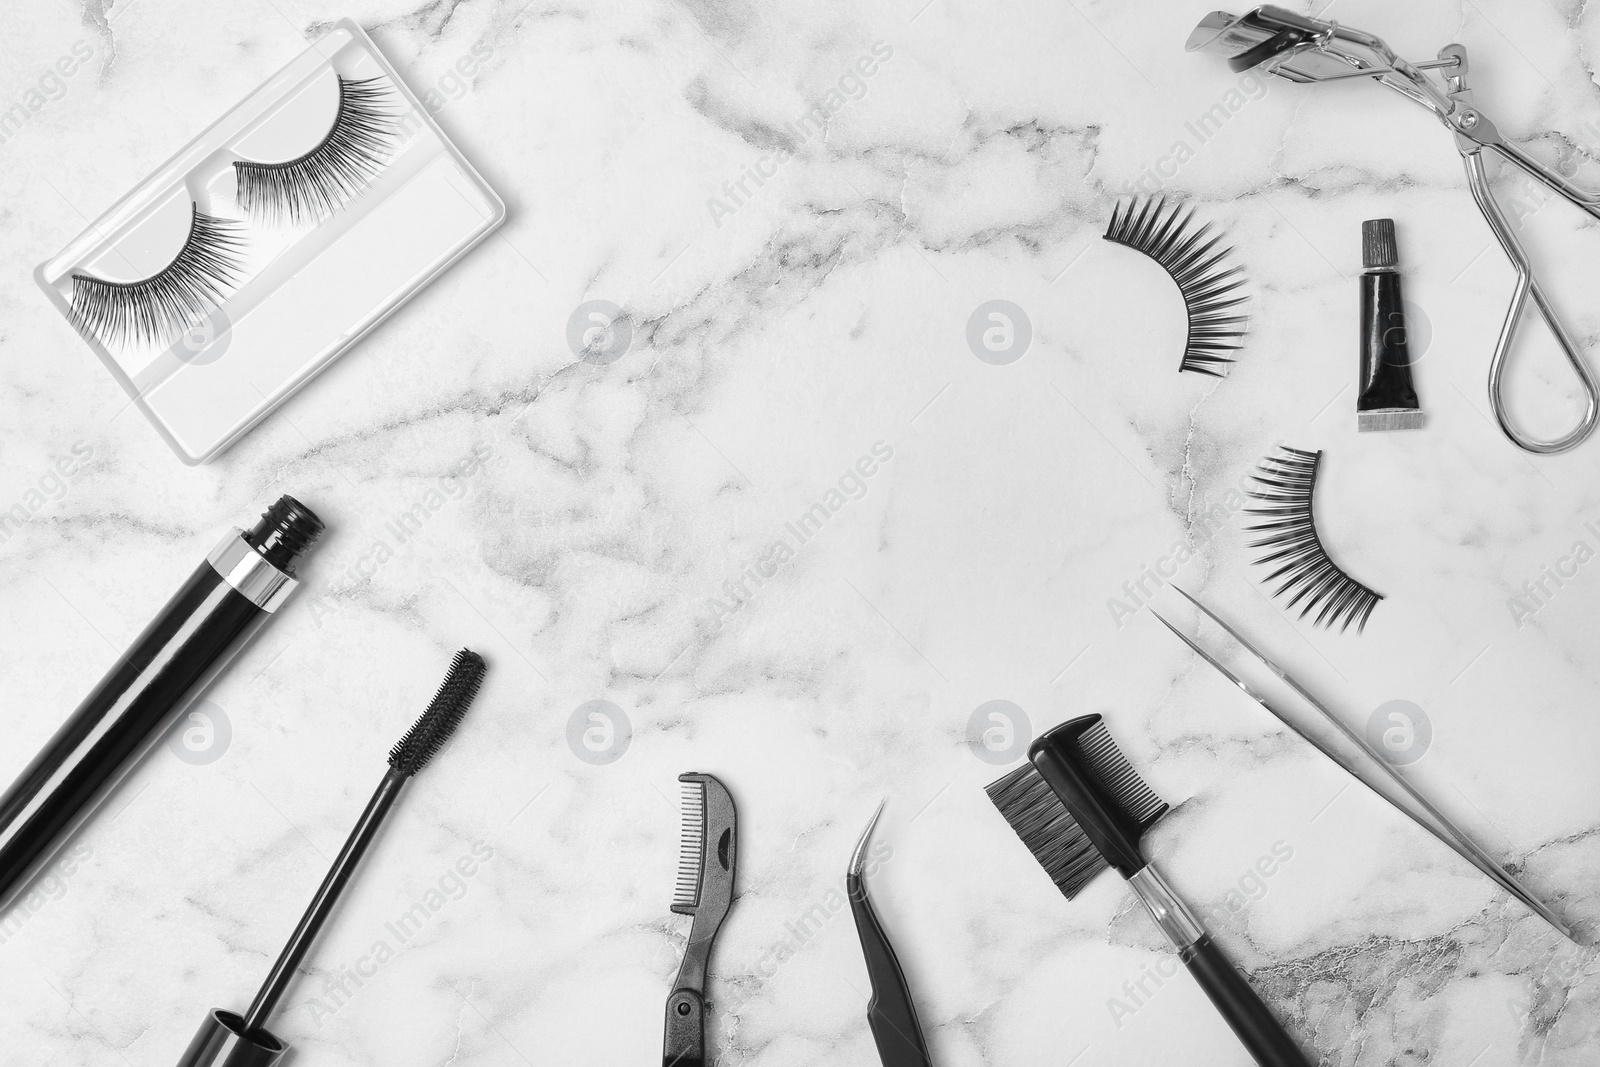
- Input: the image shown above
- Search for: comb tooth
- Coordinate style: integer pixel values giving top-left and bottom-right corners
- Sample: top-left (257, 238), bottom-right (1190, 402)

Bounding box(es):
top-left (985, 764), bottom-right (1107, 899)
top-left (672, 780), bottom-right (706, 913)
top-left (1074, 723), bottom-right (1169, 828)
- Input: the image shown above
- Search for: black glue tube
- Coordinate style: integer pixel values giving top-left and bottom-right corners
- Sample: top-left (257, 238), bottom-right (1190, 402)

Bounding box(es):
top-left (0, 496), bottom-right (323, 914)
top-left (1357, 218), bottom-right (1425, 431)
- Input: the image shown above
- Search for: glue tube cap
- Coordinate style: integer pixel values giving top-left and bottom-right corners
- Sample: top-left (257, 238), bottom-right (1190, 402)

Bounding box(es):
top-left (1362, 219), bottom-right (1398, 269)
top-left (173, 1009), bottom-right (286, 1067)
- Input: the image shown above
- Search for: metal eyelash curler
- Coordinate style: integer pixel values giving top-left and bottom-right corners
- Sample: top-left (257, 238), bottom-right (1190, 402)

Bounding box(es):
top-left (1188, 6), bottom-right (1600, 455)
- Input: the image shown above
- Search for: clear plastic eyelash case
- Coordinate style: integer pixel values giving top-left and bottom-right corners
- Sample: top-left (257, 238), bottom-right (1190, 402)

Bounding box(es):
top-left (34, 20), bottom-right (506, 465)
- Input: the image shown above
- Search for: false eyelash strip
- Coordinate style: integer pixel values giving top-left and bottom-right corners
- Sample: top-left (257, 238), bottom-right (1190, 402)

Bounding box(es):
top-left (69, 206), bottom-right (245, 350)
top-left (235, 76), bottom-right (400, 224)
top-left (1244, 445), bottom-right (1383, 633)
top-left (1103, 195), bottom-right (1248, 377)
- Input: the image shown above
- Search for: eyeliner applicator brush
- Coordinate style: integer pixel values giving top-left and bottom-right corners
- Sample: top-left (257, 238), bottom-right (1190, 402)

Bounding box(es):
top-left (174, 649), bottom-right (488, 1067)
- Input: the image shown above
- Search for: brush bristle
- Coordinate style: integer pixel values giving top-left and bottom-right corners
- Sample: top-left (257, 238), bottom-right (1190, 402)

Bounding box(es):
top-left (1075, 722), bottom-right (1168, 829)
top-left (387, 649), bottom-right (487, 776)
top-left (672, 778), bottom-right (706, 914)
top-left (986, 718), bottom-right (1169, 900)
top-left (986, 763), bottom-right (1106, 899)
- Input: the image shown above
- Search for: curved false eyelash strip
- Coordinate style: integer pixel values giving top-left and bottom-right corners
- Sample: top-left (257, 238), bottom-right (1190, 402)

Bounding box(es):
top-left (69, 205), bottom-right (245, 350)
top-left (235, 76), bottom-right (401, 224)
top-left (1245, 445), bottom-right (1383, 633)
top-left (1103, 195), bottom-right (1248, 377)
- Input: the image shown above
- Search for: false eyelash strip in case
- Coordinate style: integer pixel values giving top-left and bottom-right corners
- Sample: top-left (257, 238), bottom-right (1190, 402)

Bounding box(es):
top-left (1103, 195), bottom-right (1249, 377)
top-left (235, 76), bottom-right (400, 225)
top-left (1245, 446), bottom-right (1383, 632)
top-left (69, 206), bottom-right (244, 350)
top-left (69, 77), bottom-right (397, 353)
top-left (34, 20), bottom-right (505, 466)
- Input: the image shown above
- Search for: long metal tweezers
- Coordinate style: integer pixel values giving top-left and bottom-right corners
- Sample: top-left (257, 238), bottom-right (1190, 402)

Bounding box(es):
top-left (1152, 585), bottom-right (1571, 941)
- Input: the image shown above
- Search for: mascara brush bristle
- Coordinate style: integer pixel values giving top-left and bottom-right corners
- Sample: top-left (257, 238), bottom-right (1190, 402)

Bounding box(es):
top-left (387, 649), bottom-right (487, 776)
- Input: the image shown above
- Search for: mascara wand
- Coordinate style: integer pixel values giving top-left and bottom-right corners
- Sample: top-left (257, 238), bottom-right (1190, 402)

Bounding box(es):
top-left (174, 649), bottom-right (487, 1067)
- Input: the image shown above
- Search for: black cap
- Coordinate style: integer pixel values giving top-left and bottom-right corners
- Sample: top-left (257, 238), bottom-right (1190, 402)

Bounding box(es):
top-left (1362, 219), bottom-right (1398, 269)
top-left (173, 1009), bottom-right (286, 1067)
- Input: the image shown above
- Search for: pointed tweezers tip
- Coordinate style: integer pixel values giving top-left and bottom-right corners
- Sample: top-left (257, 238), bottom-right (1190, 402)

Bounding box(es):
top-left (849, 798), bottom-right (887, 877)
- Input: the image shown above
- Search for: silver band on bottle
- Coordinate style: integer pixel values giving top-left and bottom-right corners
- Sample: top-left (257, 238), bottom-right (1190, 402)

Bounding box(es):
top-left (207, 530), bottom-right (299, 611)
top-left (1128, 864), bottom-right (1206, 950)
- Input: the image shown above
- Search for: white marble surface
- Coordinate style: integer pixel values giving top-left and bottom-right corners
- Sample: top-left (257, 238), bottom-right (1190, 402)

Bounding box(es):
top-left (2, 0), bottom-right (1600, 1063)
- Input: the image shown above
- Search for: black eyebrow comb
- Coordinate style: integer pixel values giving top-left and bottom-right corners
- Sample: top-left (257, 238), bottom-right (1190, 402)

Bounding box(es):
top-left (986, 714), bottom-right (1312, 1067)
top-left (665, 772), bottom-right (738, 1067)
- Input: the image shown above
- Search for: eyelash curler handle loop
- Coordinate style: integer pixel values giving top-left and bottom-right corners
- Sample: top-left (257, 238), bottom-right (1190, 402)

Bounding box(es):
top-left (1445, 45), bottom-right (1600, 455)
top-left (1463, 151), bottom-right (1600, 454)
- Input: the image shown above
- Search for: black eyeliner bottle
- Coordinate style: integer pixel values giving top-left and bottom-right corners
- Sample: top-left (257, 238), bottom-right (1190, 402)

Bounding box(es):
top-left (0, 496), bottom-right (323, 914)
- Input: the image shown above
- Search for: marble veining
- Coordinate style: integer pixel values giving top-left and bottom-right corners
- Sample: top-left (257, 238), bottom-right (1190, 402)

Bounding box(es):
top-left (1, 0), bottom-right (1600, 1063)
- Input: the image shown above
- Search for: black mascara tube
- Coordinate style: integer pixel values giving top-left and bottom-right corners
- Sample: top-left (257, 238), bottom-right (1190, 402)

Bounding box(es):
top-left (1357, 218), bottom-right (1425, 431)
top-left (0, 496), bottom-right (323, 914)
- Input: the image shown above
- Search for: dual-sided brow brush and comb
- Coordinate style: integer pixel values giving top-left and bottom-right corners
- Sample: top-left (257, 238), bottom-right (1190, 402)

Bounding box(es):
top-left (174, 649), bottom-right (488, 1067)
top-left (665, 772), bottom-right (738, 1067)
top-left (987, 714), bottom-right (1312, 1067)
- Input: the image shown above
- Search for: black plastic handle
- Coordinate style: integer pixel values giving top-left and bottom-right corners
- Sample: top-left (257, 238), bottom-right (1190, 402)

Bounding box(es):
top-left (849, 883), bottom-right (933, 1067)
top-left (1180, 936), bottom-right (1312, 1067)
top-left (663, 988), bottom-right (705, 1067)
